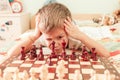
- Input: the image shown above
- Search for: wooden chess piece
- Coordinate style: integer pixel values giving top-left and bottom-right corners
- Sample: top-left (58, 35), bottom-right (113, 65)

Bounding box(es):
top-left (37, 45), bottom-right (44, 60)
top-left (50, 41), bottom-right (57, 58)
top-left (20, 46), bottom-right (26, 60)
top-left (70, 47), bottom-right (76, 60)
top-left (61, 40), bottom-right (67, 60)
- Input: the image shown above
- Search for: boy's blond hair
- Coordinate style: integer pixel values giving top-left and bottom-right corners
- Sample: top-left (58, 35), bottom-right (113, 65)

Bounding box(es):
top-left (36, 3), bottom-right (72, 32)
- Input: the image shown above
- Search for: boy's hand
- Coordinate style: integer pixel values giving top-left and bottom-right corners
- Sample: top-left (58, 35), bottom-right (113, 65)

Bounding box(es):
top-left (64, 17), bottom-right (83, 40)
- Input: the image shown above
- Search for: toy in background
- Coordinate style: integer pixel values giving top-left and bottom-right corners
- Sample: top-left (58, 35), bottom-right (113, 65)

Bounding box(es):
top-left (92, 9), bottom-right (120, 26)
top-left (9, 0), bottom-right (23, 13)
top-left (0, 0), bottom-right (12, 13)
top-left (44, 0), bottom-right (57, 5)
top-left (0, 20), bottom-right (13, 41)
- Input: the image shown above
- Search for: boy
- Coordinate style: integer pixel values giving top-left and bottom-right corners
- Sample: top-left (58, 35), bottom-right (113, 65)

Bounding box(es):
top-left (8, 3), bottom-right (110, 57)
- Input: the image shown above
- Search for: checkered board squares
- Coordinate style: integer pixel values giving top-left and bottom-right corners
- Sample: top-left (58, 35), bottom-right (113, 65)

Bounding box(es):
top-left (1, 52), bottom-right (120, 80)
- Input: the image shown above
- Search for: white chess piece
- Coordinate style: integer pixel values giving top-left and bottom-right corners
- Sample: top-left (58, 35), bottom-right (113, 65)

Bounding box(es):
top-left (104, 70), bottom-right (110, 80)
top-left (39, 64), bottom-right (48, 80)
top-left (13, 68), bottom-right (21, 80)
top-left (56, 60), bottom-right (66, 80)
top-left (0, 69), bottom-right (3, 80)
top-left (29, 69), bottom-right (38, 80)
top-left (3, 72), bottom-right (13, 80)
top-left (89, 69), bottom-right (96, 80)
top-left (74, 70), bottom-right (82, 80)
top-left (22, 70), bottom-right (29, 80)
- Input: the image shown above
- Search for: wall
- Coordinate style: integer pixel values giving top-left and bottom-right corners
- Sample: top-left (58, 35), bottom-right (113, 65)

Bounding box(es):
top-left (21, 0), bottom-right (120, 16)
top-left (21, 0), bottom-right (120, 28)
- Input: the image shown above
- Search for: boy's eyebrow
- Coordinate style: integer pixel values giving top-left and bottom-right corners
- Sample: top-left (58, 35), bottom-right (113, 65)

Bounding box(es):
top-left (46, 38), bottom-right (52, 40)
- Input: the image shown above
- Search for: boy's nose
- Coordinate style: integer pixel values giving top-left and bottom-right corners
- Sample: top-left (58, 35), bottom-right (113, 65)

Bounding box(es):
top-left (54, 40), bottom-right (60, 47)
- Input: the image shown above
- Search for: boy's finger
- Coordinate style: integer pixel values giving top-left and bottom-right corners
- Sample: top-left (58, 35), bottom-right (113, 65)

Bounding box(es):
top-left (67, 17), bottom-right (72, 22)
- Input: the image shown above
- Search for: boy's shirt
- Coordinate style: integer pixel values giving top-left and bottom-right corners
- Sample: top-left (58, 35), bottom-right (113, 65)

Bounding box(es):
top-left (37, 35), bottom-right (82, 50)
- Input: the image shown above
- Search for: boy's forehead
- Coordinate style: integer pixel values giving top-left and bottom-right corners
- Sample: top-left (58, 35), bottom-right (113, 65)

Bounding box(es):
top-left (42, 27), bottom-right (66, 37)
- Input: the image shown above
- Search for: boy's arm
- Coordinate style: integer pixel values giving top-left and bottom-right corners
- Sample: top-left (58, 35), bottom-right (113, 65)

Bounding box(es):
top-left (7, 25), bottom-right (42, 57)
top-left (64, 17), bottom-right (110, 58)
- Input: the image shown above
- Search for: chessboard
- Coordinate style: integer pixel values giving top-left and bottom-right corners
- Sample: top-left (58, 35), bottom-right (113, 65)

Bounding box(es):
top-left (0, 46), bottom-right (120, 80)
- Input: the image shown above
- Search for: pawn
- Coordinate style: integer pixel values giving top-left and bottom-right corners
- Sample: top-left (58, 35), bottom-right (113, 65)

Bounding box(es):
top-left (74, 70), bottom-right (82, 80)
top-left (0, 69), bottom-right (3, 80)
top-left (70, 47), bottom-right (76, 60)
top-left (29, 69), bottom-right (38, 80)
top-left (22, 70), bottom-right (29, 80)
top-left (39, 64), bottom-right (48, 80)
top-left (3, 72), bottom-right (13, 80)
top-left (104, 70), bottom-right (111, 80)
top-left (20, 46), bottom-right (26, 60)
top-left (13, 68), bottom-right (21, 80)
top-left (83, 51), bottom-right (89, 61)
top-left (89, 69), bottom-right (97, 80)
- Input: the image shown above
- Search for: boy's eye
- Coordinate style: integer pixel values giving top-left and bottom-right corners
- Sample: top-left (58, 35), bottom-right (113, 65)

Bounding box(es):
top-left (58, 36), bottom-right (63, 39)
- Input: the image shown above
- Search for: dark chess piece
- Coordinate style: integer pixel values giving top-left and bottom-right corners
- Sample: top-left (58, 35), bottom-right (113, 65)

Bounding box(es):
top-left (83, 51), bottom-right (89, 61)
top-left (70, 47), bottom-right (76, 60)
top-left (48, 55), bottom-right (53, 66)
top-left (29, 49), bottom-right (35, 60)
top-left (81, 46), bottom-right (86, 58)
top-left (31, 45), bottom-right (37, 58)
top-left (20, 46), bottom-right (26, 60)
top-left (91, 48), bottom-right (97, 61)
top-left (50, 41), bottom-right (57, 58)
top-left (37, 45), bottom-right (44, 60)
top-left (61, 40), bottom-right (67, 60)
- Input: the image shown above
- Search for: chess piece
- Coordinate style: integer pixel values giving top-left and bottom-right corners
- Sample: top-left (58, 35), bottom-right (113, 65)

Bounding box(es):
top-left (22, 70), bottom-right (29, 80)
top-left (39, 64), bottom-right (48, 80)
top-left (91, 48), bottom-right (97, 61)
top-left (20, 46), bottom-right (26, 60)
top-left (32, 45), bottom-right (37, 58)
top-left (29, 69), bottom-right (38, 80)
top-left (81, 46), bottom-right (86, 58)
top-left (48, 55), bottom-right (53, 66)
top-left (0, 69), bottom-right (3, 80)
top-left (56, 60), bottom-right (66, 80)
top-left (61, 40), bottom-right (67, 60)
top-left (50, 41), bottom-right (57, 58)
top-left (3, 72), bottom-right (13, 80)
top-left (74, 70), bottom-right (82, 80)
top-left (70, 47), bottom-right (76, 60)
top-left (89, 70), bottom-right (97, 80)
top-left (29, 49), bottom-right (35, 60)
top-left (37, 45), bottom-right (44, 60)
top-left (13, 68), bottom-right (21, 80)
top-left (83, 51), bottom-right (89, 61)
top-left (104, 70), bottom-right (111, 80)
